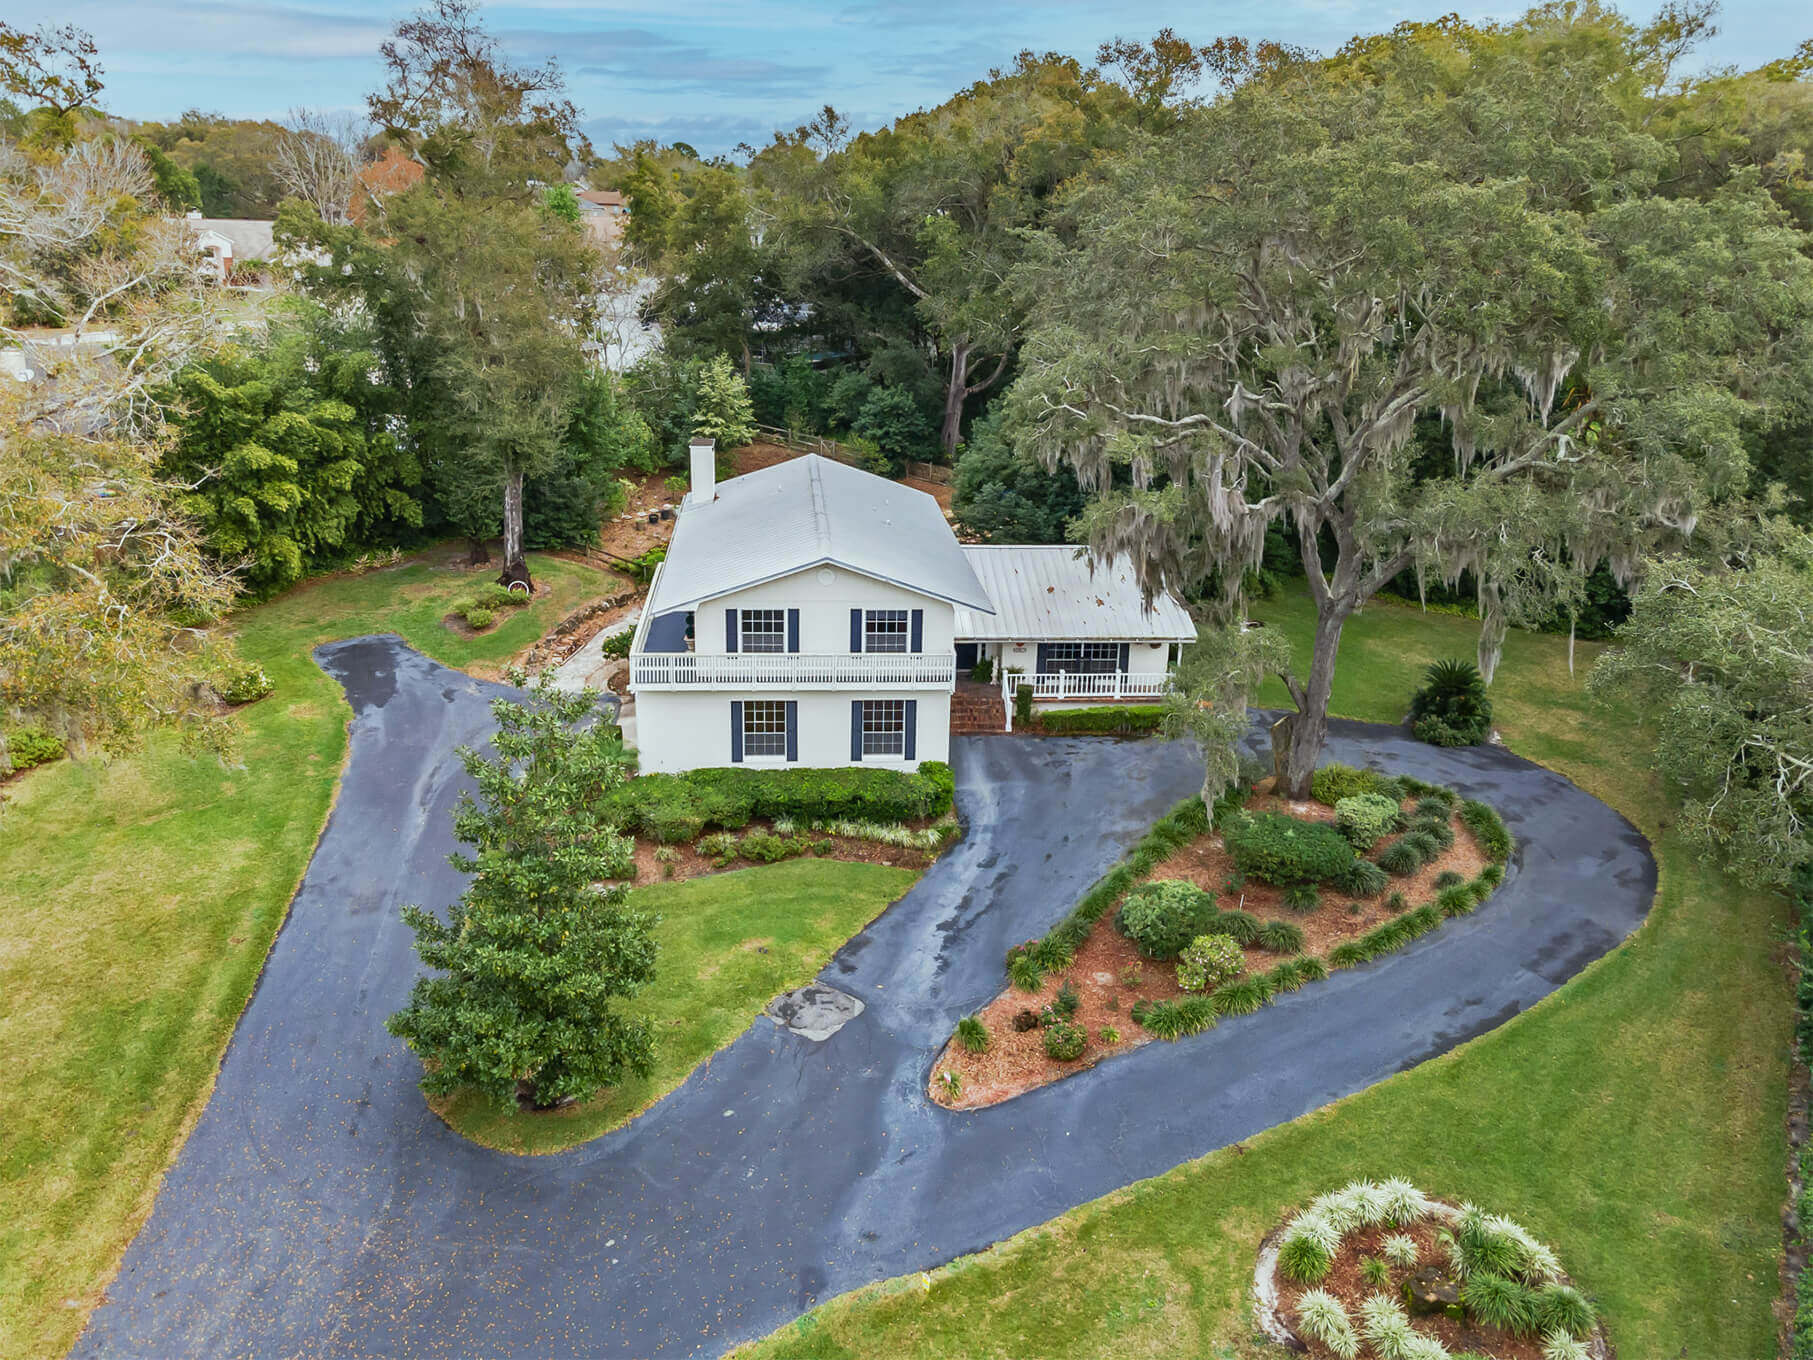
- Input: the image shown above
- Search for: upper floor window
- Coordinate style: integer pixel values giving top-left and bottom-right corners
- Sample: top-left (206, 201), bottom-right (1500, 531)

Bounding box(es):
top-left (864, 609), bottom-right (909, 653)
top-left (741, 609), bottom-right (786, 653)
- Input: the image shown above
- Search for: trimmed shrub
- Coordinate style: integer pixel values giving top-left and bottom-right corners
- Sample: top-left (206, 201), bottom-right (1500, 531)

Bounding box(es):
top-left (1117, 879), bottom-right (1218, 960)
top-left (1041, 1019), bottom-right (1086, 1061)
top-left (1408, 657), bottom-right (1493, 746)
top-left (1464, 1274), bottom-right (1539, 1336)
top-left (1310, 762), bottom-right (1387, 805)
top-left (1533, 1284), bottom-right (1595, 1339)
top-left (738, 831), bottom-right (802, 863)
top-left (1257, 919), bottom-right (1305, 954)
top-left (1338, 858), bottom-right (1390, 898)
top-left (218, 662), bottom-right (275, 705)
top-left (1283, 883), bottom-right (1321, 913)
top-left (1013, 683), bottom-right (1032, 726)
top-left (1335, 792), bottom-right (1402, 849)
top-left (1034, 704), bottom-right (1165, 735)
top-left (1226, 812), bottom-right (1358, 887)
top-left (600, 763), bottom-right (953, 840)
top-left (1176, 933), bottom-right (1244, 992)
top-left (461, 605), bottom-right (496, 630)
top-left (1377, 840), bottom-right (1423, 876)
top-left (955, 1016), bottom-right (989, 1055)
top-left (4, 725), bottom-right (66, 773)
top-left (1210, 973), bottom-right (1273, 1016)
top-left (1295, 1289), bottom-right (1360, 1359)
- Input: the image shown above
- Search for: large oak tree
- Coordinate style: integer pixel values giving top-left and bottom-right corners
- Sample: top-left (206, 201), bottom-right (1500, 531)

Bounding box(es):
top-left (1012, 10), bottom-right (1813, 795)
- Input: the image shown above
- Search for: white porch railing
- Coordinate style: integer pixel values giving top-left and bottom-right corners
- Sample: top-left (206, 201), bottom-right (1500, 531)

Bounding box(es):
top-left (631, 651), bottom-right (956, 690)
top-left (1017, 670), bottom-right (1169, 701)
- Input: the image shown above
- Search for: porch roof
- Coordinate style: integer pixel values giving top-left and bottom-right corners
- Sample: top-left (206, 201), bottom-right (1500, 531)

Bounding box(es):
top-left (953, 546), bottom-right (1196, 643)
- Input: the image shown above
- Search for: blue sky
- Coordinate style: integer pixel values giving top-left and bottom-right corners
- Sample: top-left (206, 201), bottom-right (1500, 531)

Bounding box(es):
top-left (65, 0), bottom-right (1809, 156)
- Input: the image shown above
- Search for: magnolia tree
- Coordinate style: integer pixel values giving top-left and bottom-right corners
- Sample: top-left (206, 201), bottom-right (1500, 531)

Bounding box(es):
top-left (1012, 16), bottom-right (1813, 796)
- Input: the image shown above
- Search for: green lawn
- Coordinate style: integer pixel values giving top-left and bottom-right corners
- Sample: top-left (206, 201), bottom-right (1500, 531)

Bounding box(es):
top-left (734, 590), bottom-right (1790, 1360)
top-left (0, 552), bottom-right (616, 1360)
top-left (438, 859), bottom-right (920, 1154)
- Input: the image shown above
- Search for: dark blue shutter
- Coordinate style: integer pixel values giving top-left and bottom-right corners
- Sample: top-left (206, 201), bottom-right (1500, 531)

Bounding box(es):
top-left (725, 609), bottom-right (738, 653)
top-left (850, 608), bottom-right (863, 653)
top-left (910, 609), bottom-right (923, 653)
top-left (904, 700), bottom-right (917, 761)
top-left (730, 700), bottom-right (744, 763)
top-left (1036, 642), bottom-right (1051, 674)
top-left (785, 701), bottom-right (798, 762)
top-left (850, 700), bottom-right (863, 761)
top-left (786, 608), bottom-right (800, 654)
top-left (1118, 642), bottom-right (1130, 672)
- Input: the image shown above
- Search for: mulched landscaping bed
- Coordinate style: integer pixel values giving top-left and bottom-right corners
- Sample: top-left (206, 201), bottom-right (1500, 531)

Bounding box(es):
top-left (930, 783), bottom-right (1491, 1111)
top-left (628, 819), bottom-right (950, 886)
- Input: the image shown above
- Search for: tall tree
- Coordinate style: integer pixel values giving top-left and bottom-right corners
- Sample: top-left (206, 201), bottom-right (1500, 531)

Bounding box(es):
top-left (363, 0), bottom-right (597, 587)
top-left (388, 677), bottom-right (656, 1110)
top-left (1012, 11), bottom-right (1813, 796)
top-left (766, 54), bottom-right (1132, 459)
top-left (271, 108), bottom-right (366, 226)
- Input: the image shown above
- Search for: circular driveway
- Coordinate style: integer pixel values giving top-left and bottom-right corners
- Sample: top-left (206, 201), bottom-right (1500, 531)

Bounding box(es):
top-left (75, 635), bottom-right (1655, 1358)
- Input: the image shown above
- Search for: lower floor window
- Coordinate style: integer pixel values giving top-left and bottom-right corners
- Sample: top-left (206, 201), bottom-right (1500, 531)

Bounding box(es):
top-left (860, 699), bottom-right (906, 757)
top-left (743, 700), bottom-right (788, 758)
top-left (1041, 641), bottom-right (1121, 674)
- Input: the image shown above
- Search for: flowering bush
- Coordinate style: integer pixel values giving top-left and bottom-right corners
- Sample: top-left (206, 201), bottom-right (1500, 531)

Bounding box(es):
top-left (1176, 932), bottom-right (1243, 992)
top-left (218, 662), bottom-right (274, 705)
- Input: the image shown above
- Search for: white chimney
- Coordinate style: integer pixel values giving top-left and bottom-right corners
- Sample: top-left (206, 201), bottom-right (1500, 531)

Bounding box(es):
top-left (687, 436), bottom-right (716, 506)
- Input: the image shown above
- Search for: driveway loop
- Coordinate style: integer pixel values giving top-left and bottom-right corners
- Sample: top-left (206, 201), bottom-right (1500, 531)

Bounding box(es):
top-left (766, 984), bottom-right (865, 1041)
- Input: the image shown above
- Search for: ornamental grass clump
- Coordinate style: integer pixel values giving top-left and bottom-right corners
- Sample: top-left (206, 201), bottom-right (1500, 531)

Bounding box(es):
top-left (1382, 1233), bottom-right (1420, 1268)
top-left (1376, 1177), bottom-right (1434, 1227)
top-left (1357, 1293), bottom-right (1421, 1359)
top-left (1212, 907), bottom-right (1263, 943)
top-left (1361, 1255), bottom-right (1392, 1287)
top-left (1294, 1289), bottom-right (1360, 1359)
top-left (1533, 1284), bottom-right (1595, 1339)
top-left (1007, 951), bottom-right (1044, 993)
top-left (1211, 973), bottom-right (1273, 1016)
top-left (1338, 858), bottom-right (1391, 897)
top-left (1283, 883), bottom-right (1321, 913)
top-left (1541, 1331), bottom-right (1591, 1360)
top-left (1130, 995), bottom-right (1219, 1039)
top-left (1278, 1212), bottom-right (1339, 1283)
top-left (1310, 762), bottom-right (1387, 804)
top-left (1257, 919), bottom-right (1305, 953)
top-left (1378, 840), bottom-right (1423, 876)
top-left (1463, 1273), bottom-right (1539, 1336)
top-left (1176, 933), bottom-right (1243, 992)
top-left (955, 1016), bottom-right (989, 1055)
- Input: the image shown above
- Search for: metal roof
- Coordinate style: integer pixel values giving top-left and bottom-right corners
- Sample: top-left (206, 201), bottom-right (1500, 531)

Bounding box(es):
top-left (953, 546), bottom-right (1197, 642)
top-left (646, 454), bottom-right (993, 615)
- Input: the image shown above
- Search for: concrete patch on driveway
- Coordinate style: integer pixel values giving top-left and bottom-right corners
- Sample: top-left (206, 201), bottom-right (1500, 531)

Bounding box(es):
top-left (765, 984), bottom-right (865, 1041)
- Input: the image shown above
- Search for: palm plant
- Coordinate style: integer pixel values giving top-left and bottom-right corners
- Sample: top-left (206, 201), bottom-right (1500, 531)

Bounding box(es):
top-left (1408, 658), bottom-right (1493, 746)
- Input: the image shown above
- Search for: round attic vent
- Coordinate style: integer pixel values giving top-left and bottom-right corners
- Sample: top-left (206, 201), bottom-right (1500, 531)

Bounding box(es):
top-left (818, 568), bottom-right (836, 585)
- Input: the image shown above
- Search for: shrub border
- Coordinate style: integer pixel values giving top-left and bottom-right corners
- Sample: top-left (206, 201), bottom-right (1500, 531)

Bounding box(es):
top-left (972, 770), bottom-right (1513, 1054)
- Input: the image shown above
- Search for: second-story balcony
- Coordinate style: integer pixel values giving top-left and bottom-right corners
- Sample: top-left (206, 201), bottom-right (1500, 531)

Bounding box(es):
top-left (631, 650), bottom-right (956, 690)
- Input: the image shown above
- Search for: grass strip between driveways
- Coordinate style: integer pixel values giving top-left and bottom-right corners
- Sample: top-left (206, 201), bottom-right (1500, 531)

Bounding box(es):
top-left (0, 553), bottom-right (615, 1360)
top-left (730, 589), bottom-right (1790, 1360)
top-left (434, 859), bottom-right (920, 1154)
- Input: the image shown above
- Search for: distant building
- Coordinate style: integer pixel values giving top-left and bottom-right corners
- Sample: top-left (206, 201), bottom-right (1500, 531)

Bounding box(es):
top-left (573, 186), bottom-right (629, 247)
top-left (184, 215), bottom-right (276, 283)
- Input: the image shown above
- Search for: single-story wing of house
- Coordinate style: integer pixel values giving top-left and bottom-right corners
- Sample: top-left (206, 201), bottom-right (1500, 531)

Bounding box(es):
top-left (624, 443), bottom-right (1197, 774)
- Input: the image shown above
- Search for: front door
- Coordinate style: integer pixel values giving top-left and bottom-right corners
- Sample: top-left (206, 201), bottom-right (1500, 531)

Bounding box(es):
top-left (955, 642), bottom-right (979, 670)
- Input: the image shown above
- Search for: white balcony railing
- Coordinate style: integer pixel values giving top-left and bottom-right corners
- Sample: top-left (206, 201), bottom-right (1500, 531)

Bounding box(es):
top-left (1015, 670), bottom-right (1169, 701)
top-left (631, 651), bottom-right (957, 690)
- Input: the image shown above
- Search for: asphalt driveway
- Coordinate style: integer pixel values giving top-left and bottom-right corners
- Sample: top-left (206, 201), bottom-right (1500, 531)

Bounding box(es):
top-left (75, 634), bottom-right (1655, 1358)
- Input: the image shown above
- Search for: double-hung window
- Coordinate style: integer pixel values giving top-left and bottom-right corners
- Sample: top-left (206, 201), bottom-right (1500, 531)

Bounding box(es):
top-left (863, 609), bottom-right (908, 653)
top-left (860, 700), bottom-right (906, 757)
top-left (742, 700), bottom-right (788, 759)
top-left (740, 609), bottom-right (786, 654)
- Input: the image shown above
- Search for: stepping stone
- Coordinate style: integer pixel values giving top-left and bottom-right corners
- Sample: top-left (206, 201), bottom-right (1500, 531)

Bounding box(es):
top-left (765, 985), bottom-right (865, 1042)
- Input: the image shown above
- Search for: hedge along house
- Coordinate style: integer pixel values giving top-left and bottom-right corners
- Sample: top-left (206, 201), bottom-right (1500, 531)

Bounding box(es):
top-left (625, 441), bottom-right (1197, 773)
top-left (954, 546), bottom-right (1196, 705)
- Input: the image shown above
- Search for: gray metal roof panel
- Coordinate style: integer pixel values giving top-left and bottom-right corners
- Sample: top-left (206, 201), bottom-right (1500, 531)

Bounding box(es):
top-left (646, 455), bottom-right (993, 614)
top-left (953, 546), bottom-right (1197, 641)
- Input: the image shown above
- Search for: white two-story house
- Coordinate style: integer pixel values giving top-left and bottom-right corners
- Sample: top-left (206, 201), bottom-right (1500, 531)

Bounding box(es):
top-left (625, 439), bottom-right (1197, 774)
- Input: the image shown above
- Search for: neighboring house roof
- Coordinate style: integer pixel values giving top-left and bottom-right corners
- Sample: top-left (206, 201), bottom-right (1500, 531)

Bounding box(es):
top-left (576, 188), bottom-right (626, 208)
top-left (647, 453), bottom-right (994, 615)
top-left (953, 546), bottom-right (1197, 642)
top-left (187, 218), bottom-right (275, 260)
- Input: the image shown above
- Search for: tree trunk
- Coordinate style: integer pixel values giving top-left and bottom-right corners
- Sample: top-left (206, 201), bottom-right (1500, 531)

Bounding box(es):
top-left (466, 536), bottom-right (491, 566)
top-left (498, 466), bottom-right (532, 591)
top-left (940, 339), bottom-right (969, 462)
top-left (1278, 603), bottom-right (1351, 799)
